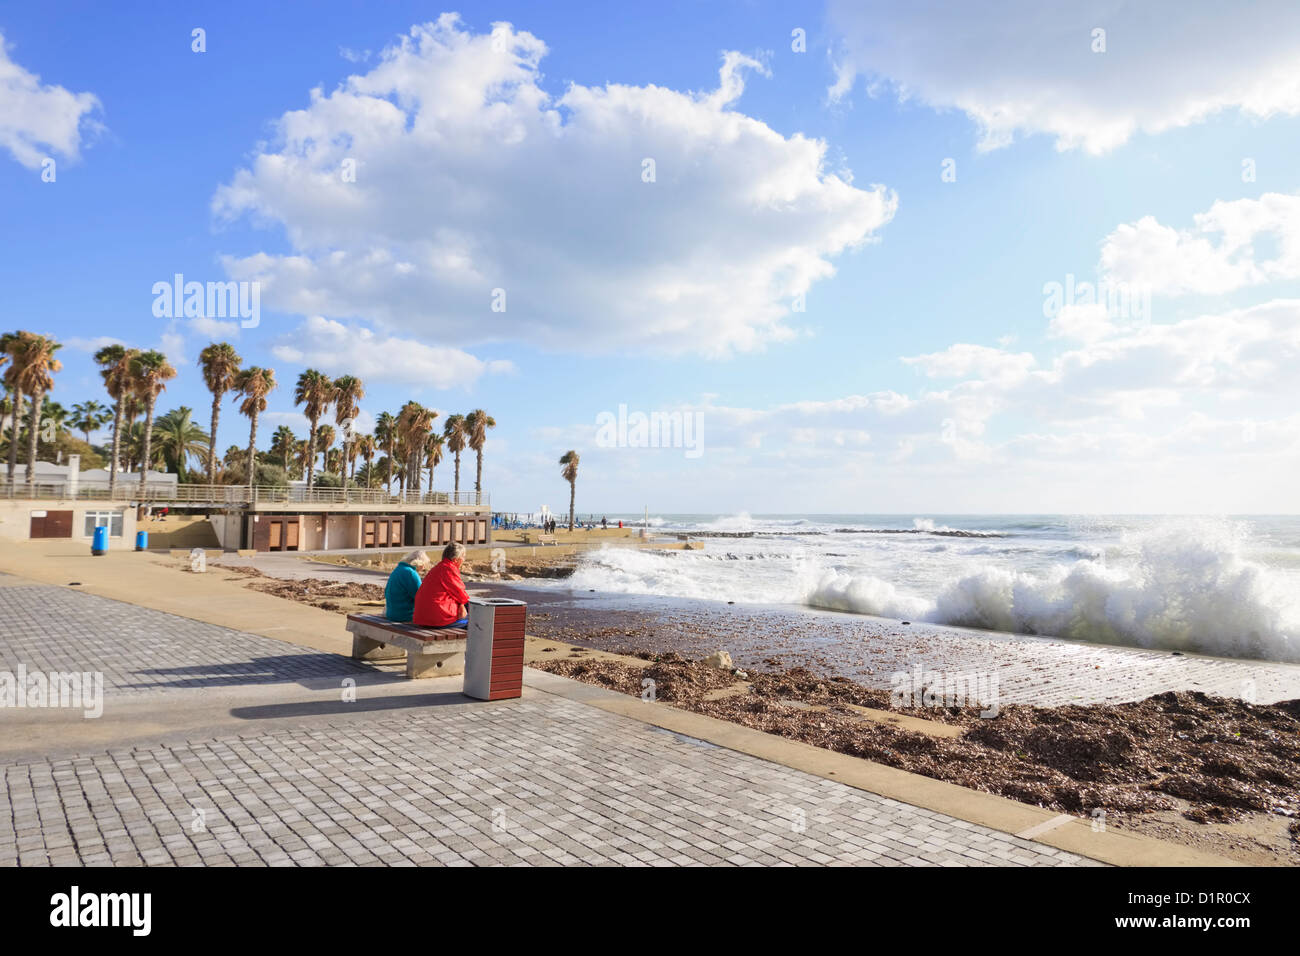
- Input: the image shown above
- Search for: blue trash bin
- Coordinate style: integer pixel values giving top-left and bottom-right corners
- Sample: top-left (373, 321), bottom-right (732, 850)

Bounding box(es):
top-left (135, 530), bottom-right (148, 552)
top-left (91, 525), bottom-right (109, 555)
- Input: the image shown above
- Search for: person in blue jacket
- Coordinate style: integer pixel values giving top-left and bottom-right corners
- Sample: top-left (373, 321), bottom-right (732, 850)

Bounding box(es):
top-left (384, 550), bottom-right (430, 622)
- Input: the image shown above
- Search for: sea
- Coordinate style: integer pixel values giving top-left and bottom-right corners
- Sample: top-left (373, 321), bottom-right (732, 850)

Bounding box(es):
top-left (518, 514), bottom-right (1300, 663)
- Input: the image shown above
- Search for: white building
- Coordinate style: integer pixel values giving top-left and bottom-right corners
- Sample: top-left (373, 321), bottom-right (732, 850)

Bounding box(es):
top-left (5, 460), bottom-right (178, 495)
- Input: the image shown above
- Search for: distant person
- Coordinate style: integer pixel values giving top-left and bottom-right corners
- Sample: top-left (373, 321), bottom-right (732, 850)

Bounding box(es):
top-left (384, 550), bottom-right (430, 622)
top-left (602, 516), bottom-right (607, 529)
top-left (414, 543), bottom-right (470, 629)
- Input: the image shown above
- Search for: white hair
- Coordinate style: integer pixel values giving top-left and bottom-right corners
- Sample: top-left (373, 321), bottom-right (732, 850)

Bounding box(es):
top-left (403, 550), bottom-right (431, 566)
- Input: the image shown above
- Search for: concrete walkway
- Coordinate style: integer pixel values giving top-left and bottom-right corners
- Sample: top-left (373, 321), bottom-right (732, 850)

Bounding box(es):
top-left (0, 545), bottom-right (1240, 866)
top-left (0, 580), bottom-right (1093, 867)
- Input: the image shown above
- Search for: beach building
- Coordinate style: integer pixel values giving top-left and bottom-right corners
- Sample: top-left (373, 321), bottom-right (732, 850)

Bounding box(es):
top-left (0, 456), bottom-right (489, 552)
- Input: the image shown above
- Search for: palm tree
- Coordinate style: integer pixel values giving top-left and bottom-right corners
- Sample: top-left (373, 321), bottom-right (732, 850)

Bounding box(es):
top-left (9, 334), bottom-right (63, 494)
top-left (464, 408), bottom-right (496, 501)
top-left (222, 444), bottom-right (245, 475)
top-left (198, 342), bottom-right (242, 485)
top-left (375, 411), bottom-right (398, 494)
top-left (95, 344), bottom-right (138, 494)
top-left (270, 425), bottom-right (296, 473)
top-left (559, 450), bottom-right (580, 532)
top-left (233, 367), bottom-right (276, 486)
top-left (121, 393), bottom-right (141, 472)
top-left (355, 460), bottom-right (382, 489)
top-left (0, 394), bottom-right (13, 460)
top-left (0, 333), bottom-right (14, 463)
top-left (70, 400), bottom-right (111, 444)
top-left (331, 374), bottom-right (365, 480)
top-left (129, 350), bottom-right (175, 494)
top-left (293, 369), bottom-right (332, 489)
top-left (316, 423), bottom-right (336, 477)
top-left (443, 413), bottom-right (467, 496)
top-left (397, 401), bottom-right (436, 495)
top-left (424, 433), bottom-right (444, 493)
top-left (153, 407), bottom-right (210, 481)
top-left (293, 439), bottom-right (312, 480)
top-left (2, 332), bottom-right (35, 483)
top-left (356, 433), bottom-right (376, 484)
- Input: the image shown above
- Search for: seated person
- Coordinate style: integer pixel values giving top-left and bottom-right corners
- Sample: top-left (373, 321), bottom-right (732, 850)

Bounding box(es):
top-left (413, 542), bottom-right (470, 628)
top-left (384, 550), bottom-right (430, 622)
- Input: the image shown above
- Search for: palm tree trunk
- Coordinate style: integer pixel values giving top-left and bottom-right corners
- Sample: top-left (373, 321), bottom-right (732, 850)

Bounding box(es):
top-left (6, 387), bottom-right (23, 483)
top-left (245, 411), bottom-right (259, 486)
top-left (24, 388), bottom-right (43, 495)
top-left (453, 451), bottom-right (461, 494)
top-left (306, 418), bottom-right (318, 490)
top-left (385, 447), bottom-right (393, 494)
top-left (107, 401), bottom-right (124, 498)
top-left (568, 480), bottom-right (575, 532)
top-left (122, 409), bottom-right (136, 473)
top-left (208, 392), bottom-right (222, 485)
top-left (475, 450), bottom-right (483, 496)
top-left (138, 400), bottom-right (157, 495)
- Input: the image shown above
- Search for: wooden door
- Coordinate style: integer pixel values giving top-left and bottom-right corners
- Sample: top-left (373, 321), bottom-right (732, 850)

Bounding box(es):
top-left (363, 519), bottom-right (376, 547)
top-left (285, 518), bottom-right (300, 550)
top-left (389, 518), bottom-right (402, 547)
top-left (31, 510), bottom-right (76, 538)
top-left (268, 520), bottom-right (282, 551)
top-left (376, 519), bottom-right (389, 547)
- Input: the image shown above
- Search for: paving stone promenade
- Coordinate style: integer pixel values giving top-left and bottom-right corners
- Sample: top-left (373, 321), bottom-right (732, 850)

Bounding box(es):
top-left (0, 582), bottom-right (1091, 867)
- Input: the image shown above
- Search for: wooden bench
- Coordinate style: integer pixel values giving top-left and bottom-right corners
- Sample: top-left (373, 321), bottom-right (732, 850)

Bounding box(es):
top-left (346, 613), bottom-right (468, 679)
top-left (537, 533), bottom-right (557, 545)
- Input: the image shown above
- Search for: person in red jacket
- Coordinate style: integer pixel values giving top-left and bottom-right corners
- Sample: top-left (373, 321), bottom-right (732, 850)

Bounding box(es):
top-left (413, 542), bottom-right (470, 628)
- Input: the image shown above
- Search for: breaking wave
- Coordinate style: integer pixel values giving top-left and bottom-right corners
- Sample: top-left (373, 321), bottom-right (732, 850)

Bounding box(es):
top-left (559, 520), bottom-right (1300, 661)
top-left (809, 522), bottom-right (1298, 660)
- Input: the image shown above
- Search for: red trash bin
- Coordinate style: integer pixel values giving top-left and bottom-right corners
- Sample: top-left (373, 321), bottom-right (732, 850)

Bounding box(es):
top-left (464, 598), bottom-right (526, 700)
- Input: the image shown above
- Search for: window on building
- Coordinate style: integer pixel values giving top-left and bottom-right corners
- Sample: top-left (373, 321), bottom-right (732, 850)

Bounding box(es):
top-left (83, 511), bottom-right (124, 537)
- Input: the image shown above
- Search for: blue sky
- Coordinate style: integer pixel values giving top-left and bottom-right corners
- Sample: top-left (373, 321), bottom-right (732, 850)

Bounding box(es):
top-left (4, 1), bottom-right (1300, 514)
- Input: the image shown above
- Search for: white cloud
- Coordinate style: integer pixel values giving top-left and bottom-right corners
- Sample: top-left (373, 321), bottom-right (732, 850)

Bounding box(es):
top-left (188, 316), bottom-right (242, 339)
top-left (269, 315), bottom-right (512, 389)
top-left (64, 335), bottom-right (125, 352)
top-left (215, 15), bottom-right (896, 356)
top-left (1047, 303), bottom-right (1115, 343)
top-left (1100, 192), bottom-right (1300, 295)
top-left (902, 343), bottom-right (1036, 384)
top-left (828, 0), bottom-right (1300, 154)
top-left (0, 31), bottom-right (101, 168)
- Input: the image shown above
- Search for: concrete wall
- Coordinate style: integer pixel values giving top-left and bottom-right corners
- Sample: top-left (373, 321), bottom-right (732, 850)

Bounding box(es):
top-left (0, 498), bottom-right (138, 544)
top-left (138, 514), bottom-right (221, 549)
top-left (324, 514), bottom-right (361, 550)
top-left (298, 514), bottom-right (327, 551)
top-left (207, 513), bottom-right (241, 550)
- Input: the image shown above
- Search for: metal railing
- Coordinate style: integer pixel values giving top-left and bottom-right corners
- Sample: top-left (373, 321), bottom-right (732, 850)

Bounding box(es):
top-left (0, 480), bottom-right (488, 509)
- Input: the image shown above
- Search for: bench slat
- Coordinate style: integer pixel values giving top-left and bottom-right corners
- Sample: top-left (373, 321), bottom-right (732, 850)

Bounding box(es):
top-left (346, 613), bottom-right (466, 642)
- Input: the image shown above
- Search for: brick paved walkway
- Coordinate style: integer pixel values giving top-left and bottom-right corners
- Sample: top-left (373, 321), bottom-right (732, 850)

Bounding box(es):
top-left (0, 696), bottom-right (1091, 867)
top-left (0, 584), bottom-right (1096, 866)
top-left (0, 584), bottom-right (372, 695)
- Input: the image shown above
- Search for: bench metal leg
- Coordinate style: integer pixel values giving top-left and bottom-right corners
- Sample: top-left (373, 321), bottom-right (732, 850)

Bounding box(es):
top-left (405, 651), bottom-right (466, 679)
top-left (351, 634), bottom-right (406, 662)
